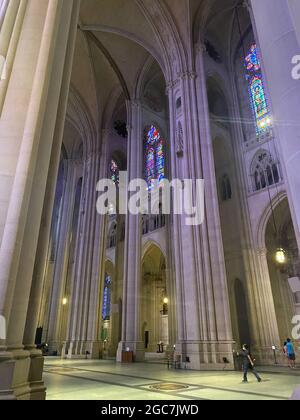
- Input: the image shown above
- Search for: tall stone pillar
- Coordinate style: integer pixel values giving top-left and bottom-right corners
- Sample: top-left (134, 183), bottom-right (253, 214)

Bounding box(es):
top-left (287, 0), bottom-right (300, 47)
top-left (250, 248), bottom-right (281, 359)
top-left (67, 147), bottom-right (105, 359)
top-left (0, 0), bottom-right (80, 399)
top-left (46, 158), bottom-right (82, 354)
top-left (0, 0), bottom-right (27, 112)
top-left (117, 101), bottom-right (144, 362)
top-left (22, 0), bottom-right (80, 396)
top-left (85, 130), bottom-right (111, 358)
top-left (0, 0), bottom-right (9, 29)
top-left (167, 53), bottom-right (234, 369)
top-left (250, 0), bottom-right (300, 249)
top-left (226, 50), bottom-right (281, 362)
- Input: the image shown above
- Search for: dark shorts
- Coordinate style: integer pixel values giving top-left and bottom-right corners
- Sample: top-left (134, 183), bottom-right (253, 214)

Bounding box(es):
top-left (288, 354), bottom-right (296, 361)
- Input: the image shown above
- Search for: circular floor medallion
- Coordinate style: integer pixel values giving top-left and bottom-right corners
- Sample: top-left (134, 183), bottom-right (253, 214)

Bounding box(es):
top-left (149, 383), bottom-right (189, 391)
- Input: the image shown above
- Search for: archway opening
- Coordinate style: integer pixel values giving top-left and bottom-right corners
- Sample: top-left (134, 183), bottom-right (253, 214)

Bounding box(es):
top-left (265, 198), bottom-right (300, 342)
top-left (141, 244), bottom-right (168, 357)
top-left (234, 279), bottom-right (251, 347)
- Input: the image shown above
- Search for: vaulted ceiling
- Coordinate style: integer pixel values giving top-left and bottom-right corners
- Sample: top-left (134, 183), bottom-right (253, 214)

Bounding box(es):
top-left (68, 0), bottom-right (250, 145)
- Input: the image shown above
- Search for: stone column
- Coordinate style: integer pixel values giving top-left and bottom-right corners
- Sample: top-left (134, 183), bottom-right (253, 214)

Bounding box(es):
top-left (117, 101), bottom-right (144, 362)
top-left (250, 0), bottom-right (300, 250)
top-left (0, 0), bottom-right (9, 29)
top-left (45, 159), bottom-right (81, 354)
top-left (166, 52), bottom-right (234, 369)
top-left (22, 0), bottom-right (80, 397)
top-left (249, 248), bottom-right (281, 361)
top-left (226, 52), bottom-right (282, 362)
top-left (67, 147), bottom-right (104, 359)
top-left (287, 0), bottom-right (300, 47)
top-left (85, 130), bottom-right (111, 358)
top-left (0, 0), bottom-right (80, 399)
top-left (0, 0), bottom-right (26, 112)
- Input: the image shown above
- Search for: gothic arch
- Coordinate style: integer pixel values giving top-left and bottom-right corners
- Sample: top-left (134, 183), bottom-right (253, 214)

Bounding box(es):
top-left (142, 240), bottom-right (167, 263)
top-left (67, 85), bottom-right (97, 157)
top-left (102, 86), bottom-right (124, 130)
top-left (193, 0), bottom-right (215, 44)
top-left (206, 75), bottom-right (230, 121)
top-left (257, 191), bottom-right (288, 249)
top-left (135, 0), bottom-right (187, 80)
top-left (78, 25), bottom-right (166, 78)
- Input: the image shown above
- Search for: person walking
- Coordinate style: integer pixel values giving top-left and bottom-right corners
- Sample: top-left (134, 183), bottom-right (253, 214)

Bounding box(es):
top-left (241, 344), bottom-right (262, 383)
top-left (283, 341), bottom-right (289, 366)
top-left (286, 339), bottom-right (296, 369)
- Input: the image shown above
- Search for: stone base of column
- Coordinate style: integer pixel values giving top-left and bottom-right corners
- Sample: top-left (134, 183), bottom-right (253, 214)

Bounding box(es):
top-left (250, 345), bottom-right (284, 366)
top-left (25, 347), bottom-right (46, 400)
top-left (64, 340), bottom-right (102, 360)
top-left (116, 341), bottom-right (145, 363)
top-left (85, 341), bottom-right (101, 359)
top-left (0, 349), bottom-right (32, 400)
top-left (47, 340), bottom-right (62, 356)
top-left (175, 341), bottom-right (235, 371)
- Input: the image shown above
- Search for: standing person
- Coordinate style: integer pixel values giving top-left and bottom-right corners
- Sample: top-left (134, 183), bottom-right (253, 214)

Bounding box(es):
top-left (283, 341), bottom-right (289, 365)
top-left (241, 344), bottom-right (262, 383)
top-left (286, 339), bottom-right (296, 369)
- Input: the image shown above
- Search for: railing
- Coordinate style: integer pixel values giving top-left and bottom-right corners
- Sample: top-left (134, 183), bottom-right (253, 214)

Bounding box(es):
top-left (142, 214), bottom-right (166, 235)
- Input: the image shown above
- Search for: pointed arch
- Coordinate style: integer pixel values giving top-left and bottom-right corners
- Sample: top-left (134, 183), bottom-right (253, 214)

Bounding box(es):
top-left (257, 191), bottom-right (288, 249)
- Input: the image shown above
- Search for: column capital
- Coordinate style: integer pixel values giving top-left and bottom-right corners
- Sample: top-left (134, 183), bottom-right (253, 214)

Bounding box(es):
top-left (178, 71), bottom-right (197, 81)
top-left (195, 41), bottom-right (206, 55)
top-left (166, 71), bottom-right (198, 94)
top-left (125, 99), bottom-right (142, 109)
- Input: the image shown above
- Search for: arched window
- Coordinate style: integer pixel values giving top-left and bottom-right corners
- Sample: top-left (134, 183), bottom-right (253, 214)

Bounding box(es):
top-left (221, 174), bottom-right (232, 202)
top-left (145, 125), bottom-right (165, 190)
top-left (102, 274), bottom-right (111, 321)
top-left (110, 159), bottom-right (119, 185)
top-left (107, 223), bottom-right (117, 249)
top-left (245, 44), bottom-right (271, 135)
top-left (252, 151), bottom-right (280, 192)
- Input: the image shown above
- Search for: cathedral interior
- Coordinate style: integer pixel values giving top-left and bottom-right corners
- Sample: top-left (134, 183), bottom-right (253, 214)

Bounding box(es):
top-left (0, 0), bottom-right (300, 400)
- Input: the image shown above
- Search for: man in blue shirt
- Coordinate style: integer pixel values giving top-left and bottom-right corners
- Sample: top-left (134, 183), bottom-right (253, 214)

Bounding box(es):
top-left (286, 339), bottom-right (296, 369)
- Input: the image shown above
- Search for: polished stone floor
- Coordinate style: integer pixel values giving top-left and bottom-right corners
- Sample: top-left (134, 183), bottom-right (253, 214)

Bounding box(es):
top-left (44, 358), bottom-right (300, 400)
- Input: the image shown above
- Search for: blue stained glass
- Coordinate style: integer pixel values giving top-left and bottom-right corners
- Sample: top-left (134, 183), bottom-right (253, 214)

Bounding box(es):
top-left (102, 274), bottom-right (111, 321)
top-left (145, 126), bottom-right (165, 189)
top-left (110, 159), bottom-right (119, 185)
top-left (245, 44), bottom-right (271, 135)
top-left (245, 44), bottom-right (261, 72)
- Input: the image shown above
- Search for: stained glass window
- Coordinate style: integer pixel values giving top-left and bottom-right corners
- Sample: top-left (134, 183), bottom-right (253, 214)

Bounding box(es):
top-left (110, 159), bottom-right (119, 185)
top-left (245, 44), bottom-right (271, 135)
top-left (145, 125), bottom-right (165, 189)
top-left (102, 274), bottom-right (111, 321)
